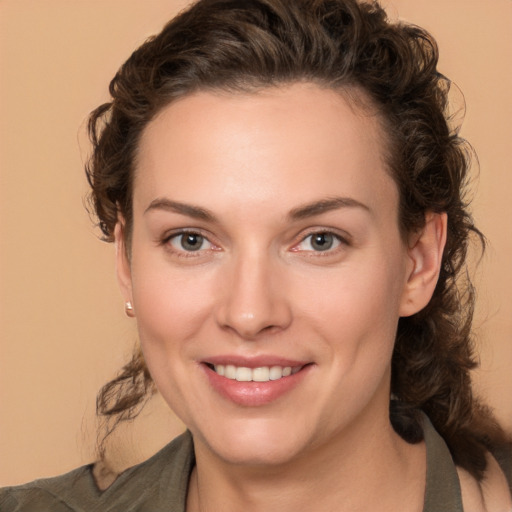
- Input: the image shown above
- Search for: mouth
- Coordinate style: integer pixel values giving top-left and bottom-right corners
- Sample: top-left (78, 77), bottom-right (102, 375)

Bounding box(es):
top-left (201, 360), bottom-right (313, 406)
top-left (205, 363), bottom-right (303, 382)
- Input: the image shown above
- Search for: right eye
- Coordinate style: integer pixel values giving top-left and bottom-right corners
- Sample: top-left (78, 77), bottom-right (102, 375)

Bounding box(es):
top-left (168, 232), bottom-right (213, 253)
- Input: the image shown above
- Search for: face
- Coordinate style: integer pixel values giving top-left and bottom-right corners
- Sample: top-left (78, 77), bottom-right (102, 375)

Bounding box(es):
top-left (117, 83), bottom-right (423, 467)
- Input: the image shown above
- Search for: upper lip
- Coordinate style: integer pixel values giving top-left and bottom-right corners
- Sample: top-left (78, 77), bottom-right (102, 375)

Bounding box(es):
top-left (202, 355), bottom-right (311, 368)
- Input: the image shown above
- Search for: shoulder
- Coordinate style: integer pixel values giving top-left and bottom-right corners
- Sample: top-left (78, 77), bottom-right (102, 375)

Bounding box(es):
top-left (422, 414), bottom-right (512, 512)
top-left (0, 431), bottom-right (194, 512)
top-left (457, 452), bottom-right (512, 512)
top-left (0, 466), bottom-right (91, 512)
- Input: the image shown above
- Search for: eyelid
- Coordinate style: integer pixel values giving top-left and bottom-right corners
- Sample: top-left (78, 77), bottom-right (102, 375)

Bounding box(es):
top-left (290, 228), bottom-right (351, 253)
top-left (159, 227), bottom-right (351, 256)
top-left (161, 228), bottom-right (221, 255)
top-left (169, 233), bottom-right (212, 251)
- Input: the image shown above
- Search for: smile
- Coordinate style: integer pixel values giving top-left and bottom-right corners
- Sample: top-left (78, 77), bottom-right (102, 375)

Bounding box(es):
top-left (203, 361), bottom-right (313, 406)
top-left (211, 364), bottom-right (302, 382)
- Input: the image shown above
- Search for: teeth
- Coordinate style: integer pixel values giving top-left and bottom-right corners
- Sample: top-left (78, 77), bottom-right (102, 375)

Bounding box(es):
top-left (269, 366), bottom-right (284, 380)
top-left (235, 367), bottom-right (252, 382)
top-left (213, 364), bottom-right (298, 382)
top-left (252, 367), bottom-right (270, 382)
top-left (225, 365), bottom-right (236, 379)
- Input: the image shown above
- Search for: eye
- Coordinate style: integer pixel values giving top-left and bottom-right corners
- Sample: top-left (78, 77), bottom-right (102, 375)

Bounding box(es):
top-left (168, 232), bottom-right (212, 252)
top-left (295, 232), bottom-right (343, 252)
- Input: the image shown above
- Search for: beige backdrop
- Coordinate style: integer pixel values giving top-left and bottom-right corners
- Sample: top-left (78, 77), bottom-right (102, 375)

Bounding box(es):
top-left (1, 0), bottom-right (511, 486)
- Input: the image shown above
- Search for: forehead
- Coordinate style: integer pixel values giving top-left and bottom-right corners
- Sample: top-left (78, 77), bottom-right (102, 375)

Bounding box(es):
top-left (134, 83), bottom-right (397, 219)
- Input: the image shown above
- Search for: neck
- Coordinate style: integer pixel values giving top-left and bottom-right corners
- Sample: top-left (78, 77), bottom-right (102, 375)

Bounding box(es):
top-left (186, 410), bottom-right (426, 512)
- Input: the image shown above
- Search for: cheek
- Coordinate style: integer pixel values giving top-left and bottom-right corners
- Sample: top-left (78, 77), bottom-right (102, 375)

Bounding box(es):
top-left (129, 260), bottom-right (217, 420)
top-left (292, 252), bottom-right (407, 375)
top-left (298, 259), bottom-right (405, 330)
top-left (129, 255), bottom-right (216, 358)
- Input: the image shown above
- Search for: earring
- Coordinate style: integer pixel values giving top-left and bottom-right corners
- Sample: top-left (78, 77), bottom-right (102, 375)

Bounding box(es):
top-left (125, 301), bottom-right (135, 318)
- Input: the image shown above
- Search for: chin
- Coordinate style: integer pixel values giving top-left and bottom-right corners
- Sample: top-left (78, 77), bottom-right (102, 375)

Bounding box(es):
top-left (191, 416), bottom-right (314, 467)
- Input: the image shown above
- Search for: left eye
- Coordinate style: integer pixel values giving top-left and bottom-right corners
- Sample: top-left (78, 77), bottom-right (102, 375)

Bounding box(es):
top-left (169, 233), bottom-right (212, 252)
top-left (296, 232), bottom-right (342, 252)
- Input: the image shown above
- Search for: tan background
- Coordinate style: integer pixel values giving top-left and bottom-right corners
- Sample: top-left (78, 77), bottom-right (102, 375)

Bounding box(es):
top-left (1, 0), bottom-right (511, 486)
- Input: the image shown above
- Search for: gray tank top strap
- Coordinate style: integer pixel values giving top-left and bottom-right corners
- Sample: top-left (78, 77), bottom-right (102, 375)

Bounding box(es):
top-left (422, 415), bottom-right (463, 511)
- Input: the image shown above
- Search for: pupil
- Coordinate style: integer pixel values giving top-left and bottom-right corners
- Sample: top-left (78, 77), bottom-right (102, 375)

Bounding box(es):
top-left (312, 233), bottom-right (333, 251)
top-left (182, 234), bottom-right (202, 251)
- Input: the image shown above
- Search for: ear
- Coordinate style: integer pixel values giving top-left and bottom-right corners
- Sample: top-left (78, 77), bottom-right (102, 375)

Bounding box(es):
top-left (114, 218), bottom-right (133, 307)
top-left (399, 212), bottom-right (447, 317)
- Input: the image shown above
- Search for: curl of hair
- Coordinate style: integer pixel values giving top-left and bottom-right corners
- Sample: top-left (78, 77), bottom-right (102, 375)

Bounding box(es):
top-left (89, 0), bottom-right (510, 479)
top-left (95, 345), bottom-right (155, 460)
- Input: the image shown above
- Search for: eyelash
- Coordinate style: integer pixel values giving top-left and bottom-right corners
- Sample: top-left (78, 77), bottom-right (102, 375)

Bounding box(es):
top-left (161, 228), bottom-right (350, 259)
top-left (161, 229), bottom-right (218, 258)
top-left (291, 230), bottom-right (350, 255)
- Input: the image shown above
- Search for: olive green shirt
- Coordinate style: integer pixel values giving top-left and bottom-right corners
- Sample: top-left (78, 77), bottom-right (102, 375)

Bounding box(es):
top-left (1, 418), bottom-right (509, 511)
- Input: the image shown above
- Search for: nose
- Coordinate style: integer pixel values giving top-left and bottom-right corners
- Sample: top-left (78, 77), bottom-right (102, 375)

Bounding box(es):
top-left (215, 250), bottom-right (292, 340)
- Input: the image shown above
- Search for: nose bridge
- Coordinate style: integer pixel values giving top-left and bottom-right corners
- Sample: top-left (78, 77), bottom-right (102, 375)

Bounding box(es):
top-left (217, 244), bottom-right (291, 339)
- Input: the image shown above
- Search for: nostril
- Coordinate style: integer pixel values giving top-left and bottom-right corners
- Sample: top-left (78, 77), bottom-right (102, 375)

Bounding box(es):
top-left (213, 278), bottom-right (293, 339)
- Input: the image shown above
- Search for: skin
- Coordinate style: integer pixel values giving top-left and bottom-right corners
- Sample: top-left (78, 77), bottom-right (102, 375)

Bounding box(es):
top-left (115, 83), bottom-right (465, 511)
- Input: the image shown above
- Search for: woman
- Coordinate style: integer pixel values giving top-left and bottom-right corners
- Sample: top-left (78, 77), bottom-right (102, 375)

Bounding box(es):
top-left (2, 0), bottom-right (510, 510)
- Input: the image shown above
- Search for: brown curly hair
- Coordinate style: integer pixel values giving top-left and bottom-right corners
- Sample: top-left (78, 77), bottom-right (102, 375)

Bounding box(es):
top-left (87, 0), bottom-right (509, 478)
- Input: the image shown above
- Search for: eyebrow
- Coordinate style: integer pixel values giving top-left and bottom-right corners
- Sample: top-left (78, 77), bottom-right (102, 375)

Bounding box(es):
top-left (144, 196), bottom-right (370, 222)
top-left (144, 198), bottom-right (217, 221)
top-left (287, 197), bottom-right (370, 220)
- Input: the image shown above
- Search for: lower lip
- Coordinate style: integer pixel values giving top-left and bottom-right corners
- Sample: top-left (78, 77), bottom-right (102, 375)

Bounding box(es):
top-left (202, 364), bottom-right (312, 407)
